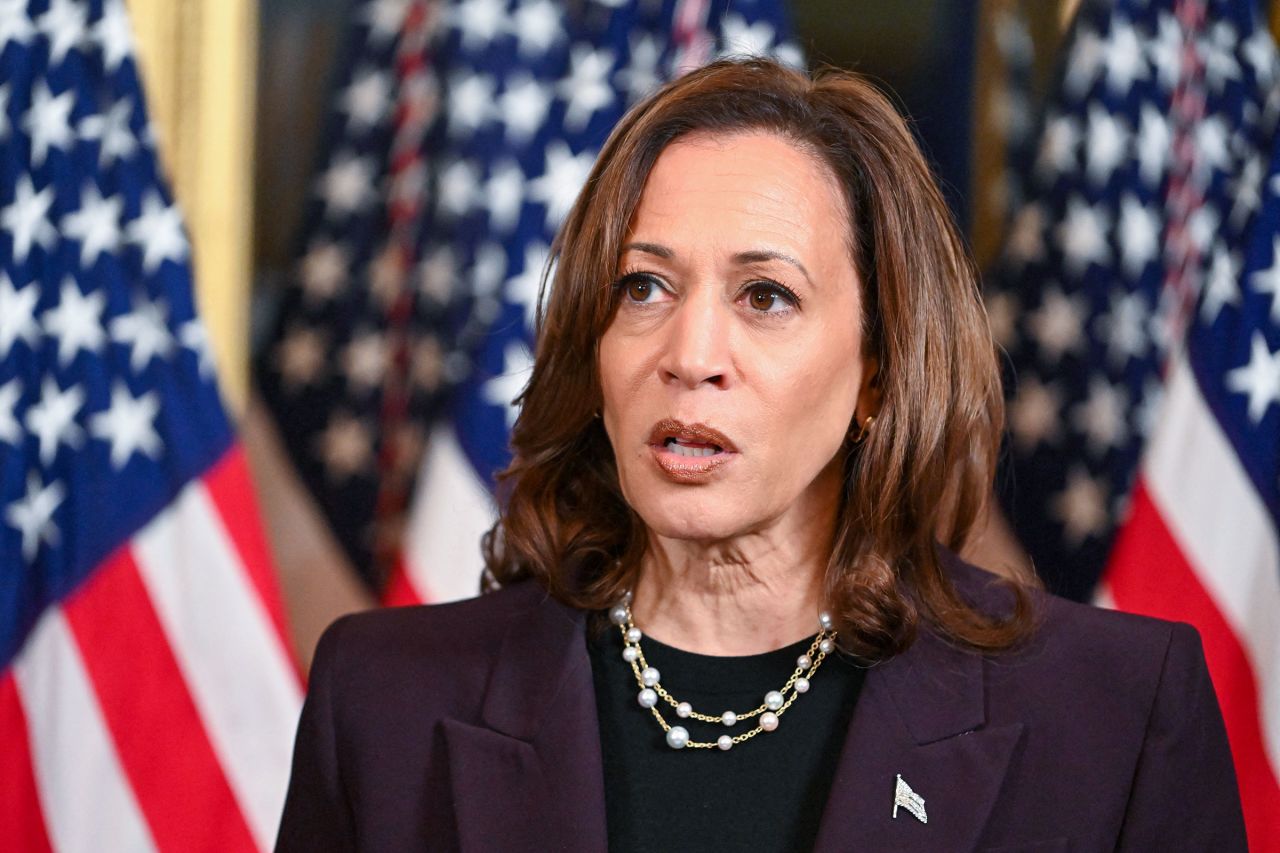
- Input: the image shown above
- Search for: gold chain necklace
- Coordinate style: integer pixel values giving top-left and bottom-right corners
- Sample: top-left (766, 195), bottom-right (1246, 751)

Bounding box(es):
top-left (609, 594), bottom-right (837, 751)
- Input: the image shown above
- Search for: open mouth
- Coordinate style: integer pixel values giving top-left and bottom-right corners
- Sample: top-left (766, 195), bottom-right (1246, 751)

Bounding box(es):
top-left (662, 437), bottom-right (723, 458)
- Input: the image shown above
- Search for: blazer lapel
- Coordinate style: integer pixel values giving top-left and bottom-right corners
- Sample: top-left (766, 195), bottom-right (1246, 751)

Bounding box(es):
top-left (441, 591), bottom-right (607, 853)
top-left (813, 628), bottom-right (1024, 853)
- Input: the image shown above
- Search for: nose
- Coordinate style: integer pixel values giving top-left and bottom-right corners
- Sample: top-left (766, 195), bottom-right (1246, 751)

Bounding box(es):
top-left (657, 289), bottom-right (730, 390)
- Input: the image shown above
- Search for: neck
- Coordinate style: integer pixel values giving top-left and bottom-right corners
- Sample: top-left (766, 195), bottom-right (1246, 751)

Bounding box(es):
top-left (628, 515), bottom-right (834, 657)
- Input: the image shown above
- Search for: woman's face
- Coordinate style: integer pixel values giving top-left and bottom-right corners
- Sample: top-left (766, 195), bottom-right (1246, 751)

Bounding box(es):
top-left (598, 130), bottom-right (878, 544)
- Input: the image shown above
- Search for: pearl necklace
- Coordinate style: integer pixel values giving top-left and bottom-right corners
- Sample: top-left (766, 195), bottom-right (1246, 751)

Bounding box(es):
top-left (609, 594), bottom-right (838, 751)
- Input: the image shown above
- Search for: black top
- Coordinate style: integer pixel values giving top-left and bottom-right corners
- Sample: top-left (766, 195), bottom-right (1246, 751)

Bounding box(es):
top-left (587, 621), bottom-right (866, 853)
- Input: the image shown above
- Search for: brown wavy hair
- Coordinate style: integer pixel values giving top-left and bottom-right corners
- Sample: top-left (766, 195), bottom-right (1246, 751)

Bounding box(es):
top-left (481, 57), bottom-right (1035, 661)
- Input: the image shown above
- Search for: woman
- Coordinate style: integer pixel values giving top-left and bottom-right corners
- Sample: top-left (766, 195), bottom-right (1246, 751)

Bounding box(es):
top-left (276, 58), bottom-right (1245, 852)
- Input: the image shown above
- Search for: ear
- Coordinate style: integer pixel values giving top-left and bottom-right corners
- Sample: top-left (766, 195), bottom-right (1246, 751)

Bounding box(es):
top-left (854, 356), bottom-right (882, 424)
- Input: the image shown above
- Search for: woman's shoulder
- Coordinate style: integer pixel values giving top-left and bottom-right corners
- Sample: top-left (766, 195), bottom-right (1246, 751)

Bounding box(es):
top-left (308, 579), bottom-right (561, 704)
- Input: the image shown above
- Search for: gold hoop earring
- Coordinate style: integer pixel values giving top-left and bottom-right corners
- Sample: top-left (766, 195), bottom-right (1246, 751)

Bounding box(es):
top-left (853, 414), bottom-right (875, 445)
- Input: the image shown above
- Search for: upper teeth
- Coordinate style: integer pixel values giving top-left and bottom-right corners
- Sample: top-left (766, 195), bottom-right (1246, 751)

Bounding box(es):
top-left (668, 441), bottom-right (717, 458)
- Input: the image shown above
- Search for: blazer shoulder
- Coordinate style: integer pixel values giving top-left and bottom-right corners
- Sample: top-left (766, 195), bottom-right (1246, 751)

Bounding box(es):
top-left (310, 580), bottom-right (555, 712)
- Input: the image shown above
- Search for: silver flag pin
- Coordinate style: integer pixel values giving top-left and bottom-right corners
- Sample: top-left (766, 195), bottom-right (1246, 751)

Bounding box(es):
top-left (893, 774), bottom-right (928, 824)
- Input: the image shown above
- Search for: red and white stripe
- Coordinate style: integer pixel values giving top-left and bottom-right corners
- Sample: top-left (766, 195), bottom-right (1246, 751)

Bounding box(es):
top-left (0, 448), bottom-right (303, 853)
top-left (389, 423), bottom-right (495, 606)
top-left (1103, 357), bottom-right (1280, 850)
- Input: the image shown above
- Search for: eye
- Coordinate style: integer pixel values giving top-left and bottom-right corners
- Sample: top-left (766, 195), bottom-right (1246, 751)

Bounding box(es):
top-left (614, 271), bottom-right (670, 304)
top-left (742, 281), bottom-right (799, 314)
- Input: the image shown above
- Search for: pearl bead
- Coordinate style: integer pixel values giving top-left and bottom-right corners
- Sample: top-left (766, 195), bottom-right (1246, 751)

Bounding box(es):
top-left (760, 712), bottom-right (779, 732)
top-left (621, 646), bottom-right (639, 663)
top-left (717, 735), bottom-right (733, 751)
top-left (676, 702), bottom-right (692, 718)
top-left (796, 654), bottom-right (812, 669)
top-left (819, 611), bottom-right (833, 630)
top-left (721, 711), bottom-right (737, 727)
top-left (666, 726), bottom-right (689, 749)
top-left (819, 638), bottom-right (834, 654)
top-left (609, 604), bottom-right (629, 625)
top-left (795, 677), bottom-right (810, 693)
top-left (641, 666), bottom-right (660, 687)
top-left (622, 590), bottom-right (634, 603)
top-left (764, 690), bottom-right (784, 711)
top-left (637, 688), bottom-right (657, 708)
top-left (625, 627), bottom-right (642, 643)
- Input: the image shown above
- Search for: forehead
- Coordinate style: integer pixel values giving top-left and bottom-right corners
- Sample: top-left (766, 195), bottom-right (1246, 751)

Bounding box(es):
top-left (626, 130), bottom-right (853, 256)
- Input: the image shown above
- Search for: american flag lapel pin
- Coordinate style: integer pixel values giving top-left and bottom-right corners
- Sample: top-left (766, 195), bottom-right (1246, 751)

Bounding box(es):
top-left (893, 774), bottom-right (928, 824)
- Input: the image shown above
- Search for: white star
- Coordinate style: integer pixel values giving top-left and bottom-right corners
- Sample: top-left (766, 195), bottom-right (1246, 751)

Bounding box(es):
top-left (5, 472), bottom-right (65, 562)
top-left (342, 330), bottom-right (387, 393)
top-left (511, 0), bottom-right (564, 58)
top-left (1053, 467), bottom-right (1109, 545)
top-left (1010, 377), bottom-right (1062, 451)
top-left (1029, 287), bottom-right (1087, 361)
top-left (0, 84), bottom-right (9, 140)
top-left (1073, 379), bottom-right (1127, 456)
top-left (418, 244), bottom-right (458, 304)
top-left (1242, 26), bottom-right (1276, 88)
top-left (299, 241), bottom-right (349, 303)
top-left (315, 411), bottom-right (374, 482)
top-left (125, 192), bottom-right (188, 273)
top-left (1098, 289), bottom-right (1149, 367)
top-left (482, 341), bottom-right (534, 428)
top-left (1201, 246), bottom-right (1241, 325)
top-left (43, 277), bottom-right (106, 365)
top-left (472, 240), bottom-right (507, 299)
top-left (484, 159), bottom-right (525, 235)
top-left (360, 0), bottom-right (410, 46)
top-left (317, 152), bottom-right (378, 219)
top-left (0, 378), bottom-right (22, 445)
top-left (0, 273), bottom-right (40, 357)
top-left (110, 299), bottom-right (174, 371)
top-left (1134, 376), bottom-right (1165, 440)
top-left (1194, 116), bottom-right (1230, 179)
top-left (439, 158), bottom-right (481, 218)
top-left (450, 0), bottom-right (506, 52)
top-left (1136, 105), bottom-right (1170, 189)
top-left (1225, 332), bottom-right (1280, 424)
top-left (1063, 27), bottom-right (1105, 101)
top-left (495, 73), bottom-right (552, 147)
top-left (615, 33), bottom-right (663, 104)
top-left (1147, 12), bottom-right (1182, 92)
top-left (90, 382), bottom-right (161, 468)
top-left (447, 72), bottom-right (497, 137)
top-left (558, 46), bottom-right (616, 132)
top-left (1, 175), bottom-right (57, 262)
top-left (718, 14), bottom-right (776, 58)
top-left (1102, 18), bottom-right (1147, 95)
top-left (275, 325), bottom-right (327, 391)
top-left (62, 183), bottom-right (123, 267)
top-left (37, 0), bottom-right (89, 65)
top-left (79, 96), bottom-right (139, 167)
top-left (506, 241), bottom-right (551, 331)
top-left (1229, 154), bottom-right (1265, 228)
top-left (23, 80), bottom-right (75, 167)
top-left (1035, 112), bottom-right (1080, 179)
top-left (1117, 194), bottom-right (1158, 279)
top-left (339, 67), bottom-right (392, 132)
top-left (1186, 204), bottom-right (1219, 259)
top-left (1085, 105), bottom-right (1129, 187)
top-left (1202, 21), bottom-right (1242, 93)
top-left (0, 0), bottom-right (36, 50)
top-left (179, 320), bottom-right (214, 378)
top-left (26, 377), bottom-right (85, 465)
top-left (528, 142), bottom-right (596, 231)
top-left (1252, 237), bottom-right (1280, 326)
top-left (1005, 203), bottom-right (1045, 267)
top-left (1056, 197), bottom-right (1110, 276)
top-left (91, 0), bottom-right (134, 72)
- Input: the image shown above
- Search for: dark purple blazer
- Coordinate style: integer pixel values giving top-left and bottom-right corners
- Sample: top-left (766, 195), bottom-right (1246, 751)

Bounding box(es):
top-left (275, 554), bottom-right (1246, 852)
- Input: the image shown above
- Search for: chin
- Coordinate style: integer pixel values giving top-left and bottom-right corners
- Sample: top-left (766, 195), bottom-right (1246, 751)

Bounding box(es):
top-left (630, 492), bottom-right (754, 544)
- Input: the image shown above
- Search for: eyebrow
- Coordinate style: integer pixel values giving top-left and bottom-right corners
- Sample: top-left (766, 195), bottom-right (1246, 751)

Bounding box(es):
top-left (620, 242), bottom-right (814, 286)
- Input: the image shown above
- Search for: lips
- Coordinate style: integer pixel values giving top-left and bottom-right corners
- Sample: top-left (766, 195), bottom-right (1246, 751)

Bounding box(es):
top-left (646, 419), bottom-right (738, 483)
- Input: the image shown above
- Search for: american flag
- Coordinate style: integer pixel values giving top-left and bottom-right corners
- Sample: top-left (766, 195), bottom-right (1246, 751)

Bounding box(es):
top-left (992, 0), bottom-right (1279, 845)
top-left (0, 1), bottom-right (302, 850)
top-left (255, 0), bottom-right (802, 603)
